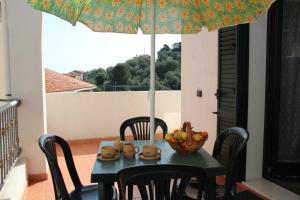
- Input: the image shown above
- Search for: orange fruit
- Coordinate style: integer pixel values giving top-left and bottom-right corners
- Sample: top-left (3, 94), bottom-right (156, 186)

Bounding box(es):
top-left (201, 131), bottom-right (208, 139)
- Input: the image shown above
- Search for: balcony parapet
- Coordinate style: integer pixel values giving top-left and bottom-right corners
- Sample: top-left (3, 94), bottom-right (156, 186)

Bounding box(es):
top-left (0, 99), bottom-right (21, 189)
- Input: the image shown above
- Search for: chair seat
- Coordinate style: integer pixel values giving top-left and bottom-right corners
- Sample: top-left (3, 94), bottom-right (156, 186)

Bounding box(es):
top-left (184, 179), bottom-right (205, 200)
top-left (215, 184), bottom-right (226, 199)
top-left (70, 184), bottom-right (117, 200)
top-left (185, 181), bottom-right (227, 200)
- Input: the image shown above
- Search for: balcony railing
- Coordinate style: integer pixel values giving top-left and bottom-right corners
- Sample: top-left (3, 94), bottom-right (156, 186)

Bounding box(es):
top-left (0, 99), bottom-right (21, 188)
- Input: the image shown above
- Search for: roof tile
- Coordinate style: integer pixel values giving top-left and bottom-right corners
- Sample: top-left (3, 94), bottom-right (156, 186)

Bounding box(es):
top-left (45, 68), bottom-right (95, 93)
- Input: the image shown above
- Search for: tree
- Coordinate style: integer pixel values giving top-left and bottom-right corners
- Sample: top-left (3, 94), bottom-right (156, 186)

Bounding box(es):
top-left (85, 42), bottom-right (181, 91)
top-left (156, 58), bottom-right (179, 79)
top-left (105, 63), bottom-right (131, 90)
top-left (95, 72), bottom-right (107, 91)
top-left (162, 71), bottom-right (181, 90)
top-left (172, 42), bottom-right (181, 52)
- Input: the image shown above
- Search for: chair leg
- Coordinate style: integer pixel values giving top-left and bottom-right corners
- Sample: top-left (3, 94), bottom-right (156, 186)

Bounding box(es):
top-left (205, 177), bottom-right (217, 200)
top-left (128, 184), bottom-right (133, 200)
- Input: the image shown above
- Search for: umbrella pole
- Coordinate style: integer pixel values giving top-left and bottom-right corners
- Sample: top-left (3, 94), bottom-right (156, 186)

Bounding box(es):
top-left (149, 0), bottom-right (156, 142)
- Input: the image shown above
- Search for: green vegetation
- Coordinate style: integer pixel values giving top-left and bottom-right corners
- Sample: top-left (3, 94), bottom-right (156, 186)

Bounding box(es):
top-left (84, 42), bottom-right (181, 91)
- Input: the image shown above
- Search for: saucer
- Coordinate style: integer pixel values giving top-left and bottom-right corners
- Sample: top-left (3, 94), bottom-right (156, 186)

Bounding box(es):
top-left (139, 153), bottom-right (161, 160)
top-left (97, 153), bottom-right (120, 161)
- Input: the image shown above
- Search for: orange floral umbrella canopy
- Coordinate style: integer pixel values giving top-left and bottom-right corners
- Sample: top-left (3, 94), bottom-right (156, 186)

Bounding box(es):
top-left (29, 0), bottom-right (274, 34)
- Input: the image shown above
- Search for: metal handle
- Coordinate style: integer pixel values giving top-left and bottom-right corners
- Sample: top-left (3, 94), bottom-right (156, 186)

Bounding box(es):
top-left (214, 90), bottom-right (220, 97)
top-left (214, 89), bottom-right (221, 99)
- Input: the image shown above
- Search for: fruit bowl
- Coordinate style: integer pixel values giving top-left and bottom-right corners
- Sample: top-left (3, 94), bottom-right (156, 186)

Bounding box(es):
top-left (165, 122), bottom-right (208, 154)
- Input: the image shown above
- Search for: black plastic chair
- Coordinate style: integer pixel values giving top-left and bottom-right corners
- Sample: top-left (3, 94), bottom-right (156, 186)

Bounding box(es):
top-left (119, 116), bottom-right (168, 141)
top-left (185, 127), bottom-right (249, 200)
top-left (39, 134), bottom-right (116, 200)
top-left (119, 117), bottom-right (168, 199)
top-left (118, 165), bottom-right (206, 200)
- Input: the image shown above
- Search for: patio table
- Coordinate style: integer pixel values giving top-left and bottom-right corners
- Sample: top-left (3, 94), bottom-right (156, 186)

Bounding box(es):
top-left (91, 140), bottom-right (224, 200)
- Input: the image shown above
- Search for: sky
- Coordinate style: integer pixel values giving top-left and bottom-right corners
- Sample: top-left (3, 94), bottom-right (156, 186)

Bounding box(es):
top-left (43, 13), bottom-right (181, 73)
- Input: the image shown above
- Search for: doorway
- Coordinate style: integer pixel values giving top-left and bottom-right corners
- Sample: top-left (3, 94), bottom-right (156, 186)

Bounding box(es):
top-left (264, 0), bottom-right (300, 195)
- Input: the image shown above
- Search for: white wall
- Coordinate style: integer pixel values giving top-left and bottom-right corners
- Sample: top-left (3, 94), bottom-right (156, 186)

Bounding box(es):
top-left (246, 14), bottom-right (268, 180)
top-left (181, 17), bottom-right (269, 179)
top-left (46, 91), bottom-right (181, 140)
top-left (181, 30), bottom-right (218, 153)
top-left (0, 0), bottom-right (11, 98)
top-left (7, 1), bottom-right (47, 175)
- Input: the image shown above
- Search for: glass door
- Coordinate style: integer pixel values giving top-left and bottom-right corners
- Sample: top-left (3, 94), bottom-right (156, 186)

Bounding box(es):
top-left (277, 0), bottom-right (300, 170)
top-left (264, 0), bottom-right (300, 194)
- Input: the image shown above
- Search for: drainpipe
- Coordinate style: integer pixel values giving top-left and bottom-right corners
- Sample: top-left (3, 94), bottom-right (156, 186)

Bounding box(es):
top-left (0, 0), bottom-right (11, 98)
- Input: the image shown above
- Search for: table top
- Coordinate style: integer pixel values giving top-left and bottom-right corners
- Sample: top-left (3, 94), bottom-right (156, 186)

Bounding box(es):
top-left (91, 140), bottom-right (224, 183)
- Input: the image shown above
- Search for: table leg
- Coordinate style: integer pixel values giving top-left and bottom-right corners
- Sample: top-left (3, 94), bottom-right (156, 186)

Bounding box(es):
top-left (205, 177), bottom-right (216, 200)
top-left (98, 182), bottom-right (114, 200)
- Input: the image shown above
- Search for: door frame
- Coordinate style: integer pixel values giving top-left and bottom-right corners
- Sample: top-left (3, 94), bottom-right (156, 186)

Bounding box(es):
top-left (217, 24), bottom-right (249, 181)
top-left (236, 25), bottom-right (250, 131)
top-left (236, 24), bottom-right (249, 181)
top-left (263, 0), bottom-right (282, 178)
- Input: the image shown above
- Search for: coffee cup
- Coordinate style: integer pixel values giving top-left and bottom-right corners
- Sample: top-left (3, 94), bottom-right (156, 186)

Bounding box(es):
top-left (142, 145), bottom-right (161, 157)
top-left (113, 139), bottom-right (123, 152)
top-left (100, 146), bottom-right (119, 159)
top-left (123, 143), bottom-right (139, 159)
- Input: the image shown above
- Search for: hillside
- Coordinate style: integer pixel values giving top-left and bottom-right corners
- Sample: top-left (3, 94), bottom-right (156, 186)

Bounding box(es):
top-left (84, 42), bottom-right (181, 91)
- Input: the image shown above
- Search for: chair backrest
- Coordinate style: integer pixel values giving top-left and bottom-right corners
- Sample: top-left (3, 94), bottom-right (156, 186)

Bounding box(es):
top-left (39, 134), bottom-right (82, 200)
top-left (119, 116), bottom-right (168, 141)
top-left (212, 127), bottom-right (249, 200)
top-left (118, 165), bottom-right (206, 200)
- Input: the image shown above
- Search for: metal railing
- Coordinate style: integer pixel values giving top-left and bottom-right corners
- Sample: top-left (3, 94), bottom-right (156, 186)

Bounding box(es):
top-left (0, 99), bottom-right (21, 188)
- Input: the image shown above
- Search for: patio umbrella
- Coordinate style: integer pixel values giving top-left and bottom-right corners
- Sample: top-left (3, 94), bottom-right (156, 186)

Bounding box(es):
top-left (29, 0), bottom-right (274, 141)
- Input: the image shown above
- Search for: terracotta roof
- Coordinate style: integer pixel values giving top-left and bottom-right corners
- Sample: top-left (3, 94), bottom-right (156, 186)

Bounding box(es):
top-left (45, 68), bottom-right (95, 93)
